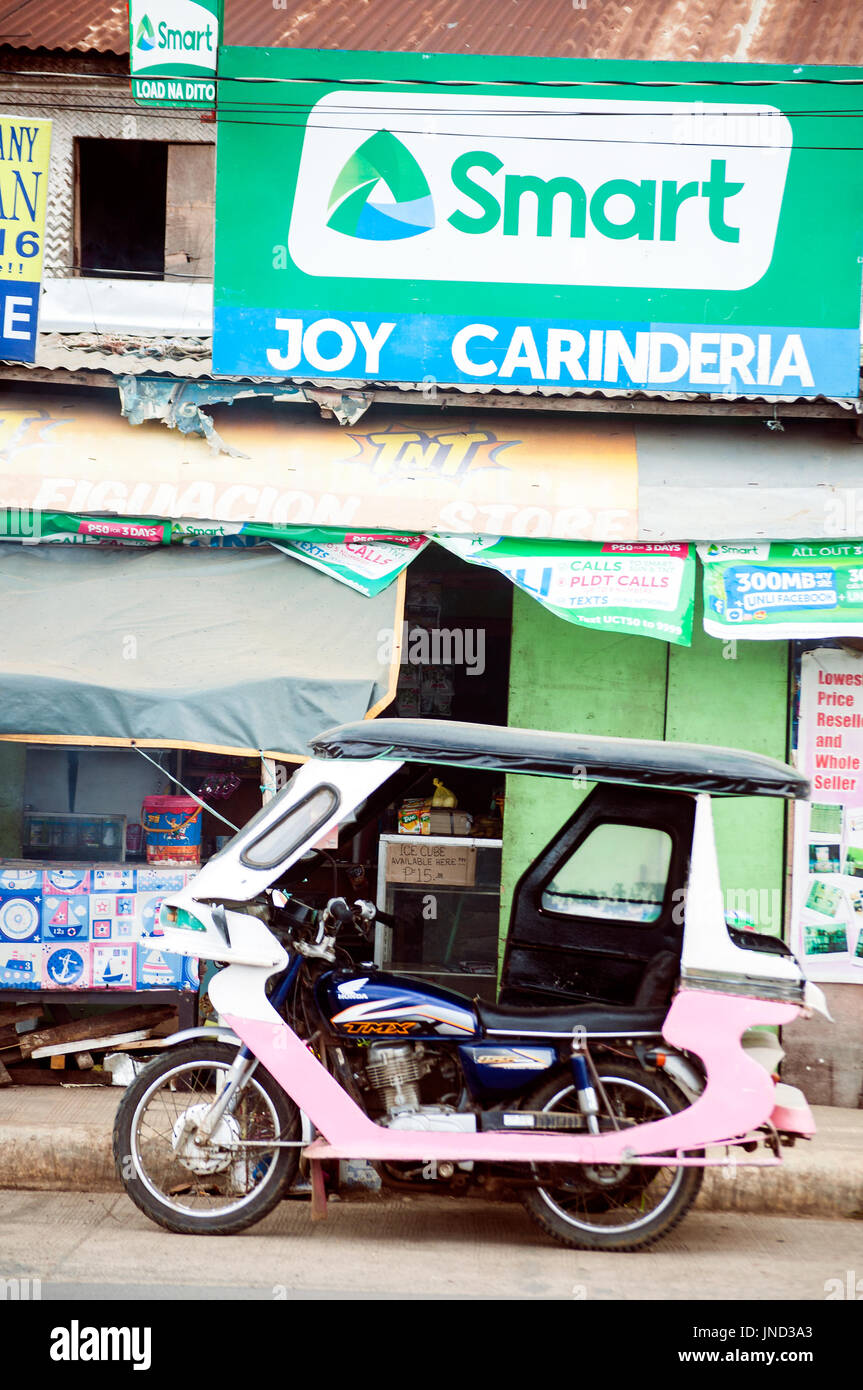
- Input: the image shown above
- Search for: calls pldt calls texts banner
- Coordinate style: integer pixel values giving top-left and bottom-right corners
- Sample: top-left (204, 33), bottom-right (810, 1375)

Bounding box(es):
top-left (213, 50), bottom-right (863, 398)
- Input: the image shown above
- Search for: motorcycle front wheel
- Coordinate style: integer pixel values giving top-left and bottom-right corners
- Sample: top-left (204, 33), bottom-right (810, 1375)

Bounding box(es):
top-left (520, 1062), bottom-right (703, 1252)
top-left (113, 1041), bottom-right (301, 1236)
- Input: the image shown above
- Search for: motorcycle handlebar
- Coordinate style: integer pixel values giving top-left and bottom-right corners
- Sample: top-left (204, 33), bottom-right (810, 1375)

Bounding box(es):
top-left (323, 896), bottom-right (395, 936)
top-left (324, 896), bottom-right (354, 927)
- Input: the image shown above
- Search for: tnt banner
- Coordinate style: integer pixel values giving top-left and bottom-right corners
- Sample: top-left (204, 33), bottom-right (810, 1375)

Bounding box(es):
top-left (700, 542), bottom-right (863, 639)
top-left (129, 0), bottom-right (220, 109)
top-left (213, 49), bottom-right (863, 397)
top-left (791, 648), bottom-right (863, 983)
top-left (435, 537), bottom-right (695, 645)
top-left (0, 117), bottom-right (51, 364)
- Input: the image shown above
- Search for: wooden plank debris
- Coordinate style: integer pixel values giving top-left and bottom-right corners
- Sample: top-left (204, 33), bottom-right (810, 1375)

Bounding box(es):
top-left (31, 1029), bottom-right (151, 1059)
top-left (19, 1006), bottom-right (174, 1058)
top-left (0, 1005), bottom-right (43, 1029)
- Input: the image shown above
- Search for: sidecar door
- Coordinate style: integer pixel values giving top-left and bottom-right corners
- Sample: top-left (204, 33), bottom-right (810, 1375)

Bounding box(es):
top-left (500, 783), bottom-right (695, 1008)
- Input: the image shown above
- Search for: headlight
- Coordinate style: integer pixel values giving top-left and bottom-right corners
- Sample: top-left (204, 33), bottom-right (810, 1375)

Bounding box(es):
top-left (169, 906), bottom-right (207, 932)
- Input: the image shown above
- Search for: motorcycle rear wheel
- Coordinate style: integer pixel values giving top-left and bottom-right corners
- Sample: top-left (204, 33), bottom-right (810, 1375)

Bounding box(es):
top-left (113, 1041), bottom-right (301, 1236)
top-left (520, 1062), bottom-right (703, 1252)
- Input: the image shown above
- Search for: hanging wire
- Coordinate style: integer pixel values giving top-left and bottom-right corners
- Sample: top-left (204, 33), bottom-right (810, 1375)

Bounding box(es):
top-left (132, 744), bottom-right (240, 832)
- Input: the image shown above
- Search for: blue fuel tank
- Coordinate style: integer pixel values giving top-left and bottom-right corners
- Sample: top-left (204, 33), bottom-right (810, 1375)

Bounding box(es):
top-left (319, 969), bottom-right (480, 1040)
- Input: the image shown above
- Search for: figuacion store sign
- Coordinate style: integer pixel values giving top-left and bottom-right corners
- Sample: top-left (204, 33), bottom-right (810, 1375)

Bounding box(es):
top-left (213, 49), bottom-right (863, 397)
top-left (0, 116), bottom-right (51, 363)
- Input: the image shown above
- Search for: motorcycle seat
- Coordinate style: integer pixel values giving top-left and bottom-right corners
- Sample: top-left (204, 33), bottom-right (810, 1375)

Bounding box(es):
top-left (476, 999), bottom-right (667, 1038)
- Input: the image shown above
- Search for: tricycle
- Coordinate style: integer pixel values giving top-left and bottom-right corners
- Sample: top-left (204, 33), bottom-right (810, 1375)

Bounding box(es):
top-left (113, 719), bottom-right (827, 1251)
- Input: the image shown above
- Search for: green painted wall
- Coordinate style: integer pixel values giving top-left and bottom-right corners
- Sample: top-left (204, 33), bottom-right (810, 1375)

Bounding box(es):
top-left (665, 591), bottom-right (788, 935)
top-left (501, 586), bottom-right (789, 959)
top-left (500, 588), bottom-right (667, 942)
top-left (0, 744), bottom-right (25, 858)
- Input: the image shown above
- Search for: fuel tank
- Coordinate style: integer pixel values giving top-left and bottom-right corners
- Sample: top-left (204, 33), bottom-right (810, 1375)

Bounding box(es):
top-left (319, 969), bottom-right (480, 1040)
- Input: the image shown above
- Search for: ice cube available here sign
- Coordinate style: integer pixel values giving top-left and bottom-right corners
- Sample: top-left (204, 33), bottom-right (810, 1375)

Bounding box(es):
top-left (213, 49), bottom-right (863, 397)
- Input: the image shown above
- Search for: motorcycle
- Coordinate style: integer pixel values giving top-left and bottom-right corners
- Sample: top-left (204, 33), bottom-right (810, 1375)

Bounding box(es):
top-left (113, 717), bottom-right (829, 1251)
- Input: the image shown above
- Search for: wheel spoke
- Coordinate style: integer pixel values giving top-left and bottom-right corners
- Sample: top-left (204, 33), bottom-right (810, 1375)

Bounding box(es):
top-left (527, 1070), bottom-right (700, 1240)
top-left (131, 1059), bottom-right (283, 1219)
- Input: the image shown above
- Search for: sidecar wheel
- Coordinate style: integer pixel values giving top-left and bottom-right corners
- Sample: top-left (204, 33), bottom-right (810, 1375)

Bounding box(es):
top-left (520, 1062), bottom-right (703, 1252)
top-left (113, 1042), bottom-right (301, 1236)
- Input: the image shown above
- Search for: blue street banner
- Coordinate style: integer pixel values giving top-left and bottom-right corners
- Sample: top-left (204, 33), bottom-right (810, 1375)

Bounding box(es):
top-left (0, 116), bottom-right (51, 364)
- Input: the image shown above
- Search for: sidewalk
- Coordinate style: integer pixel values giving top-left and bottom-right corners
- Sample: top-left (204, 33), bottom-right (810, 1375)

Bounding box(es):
top-left (0, 1085), bottom-right (860, 1217)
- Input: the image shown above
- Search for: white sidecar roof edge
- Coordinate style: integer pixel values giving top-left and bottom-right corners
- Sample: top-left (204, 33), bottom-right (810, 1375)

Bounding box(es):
top-left (186, 756), bottom-right (403, 902)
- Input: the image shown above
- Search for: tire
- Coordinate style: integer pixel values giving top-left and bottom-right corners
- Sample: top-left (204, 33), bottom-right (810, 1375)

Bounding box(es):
top-left (113, 1041), bottom-right (301, 1236)
top-left (520, 1061), bottom-right (703, 1252)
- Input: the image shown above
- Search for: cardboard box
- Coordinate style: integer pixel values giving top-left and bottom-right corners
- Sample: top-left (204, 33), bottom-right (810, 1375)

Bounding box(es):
top-left (428, 810), bottom-right (473, 836)
top-left (386, 839), bottom-right (477, 887)
top-left (397, 802), bottom-right (473, 836)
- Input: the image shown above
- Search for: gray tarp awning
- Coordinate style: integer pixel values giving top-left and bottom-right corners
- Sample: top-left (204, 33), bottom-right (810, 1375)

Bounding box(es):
top-left (0, 545), bottom-right (403, 760)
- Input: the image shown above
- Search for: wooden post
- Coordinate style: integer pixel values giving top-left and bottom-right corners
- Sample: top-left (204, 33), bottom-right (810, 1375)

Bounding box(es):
top-left (309, 1161), bottom-right (328, 1221)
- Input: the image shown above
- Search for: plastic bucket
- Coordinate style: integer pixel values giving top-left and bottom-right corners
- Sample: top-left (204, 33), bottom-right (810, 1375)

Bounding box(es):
top-left (142, 795), bottom-right (202, 865)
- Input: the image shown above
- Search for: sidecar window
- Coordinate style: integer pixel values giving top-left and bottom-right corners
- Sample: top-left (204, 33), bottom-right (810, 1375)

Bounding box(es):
top-left (240, 786), bottom-right (339, 869)
top-left (541, 824), bottom-right (672, 924)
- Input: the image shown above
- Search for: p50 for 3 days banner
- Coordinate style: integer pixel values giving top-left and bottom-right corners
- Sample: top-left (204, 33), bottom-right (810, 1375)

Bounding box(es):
top-left (214, 50), bottom-right (863, 397)
top-left (700, 542), bottom-right (863, 639)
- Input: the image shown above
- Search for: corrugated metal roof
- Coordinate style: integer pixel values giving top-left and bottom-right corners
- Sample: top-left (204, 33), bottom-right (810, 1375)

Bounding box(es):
top-left (4, 0), bottom-right (863, 63)
top-left (3, 334), bottom-right (860, 413)
top-left (0, 1), bottom-right (128, 54)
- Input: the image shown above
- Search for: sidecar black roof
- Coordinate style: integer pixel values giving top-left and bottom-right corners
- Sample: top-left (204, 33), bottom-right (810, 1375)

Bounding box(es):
top-left (310, 719), bottom-right (809, 799)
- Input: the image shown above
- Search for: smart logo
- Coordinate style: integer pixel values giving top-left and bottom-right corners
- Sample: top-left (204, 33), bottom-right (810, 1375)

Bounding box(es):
top-left (327, 131), bottom-right (435, 241)
top-left (290, 91), bottom-right (793, 291)
top-left (130, 0), bottom-right (218, 76)
top-left (135, 15), bottom-right (156, 50)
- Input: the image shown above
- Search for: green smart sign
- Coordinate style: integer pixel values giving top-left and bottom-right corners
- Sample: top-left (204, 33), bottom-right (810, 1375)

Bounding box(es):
top-left (129, 0), bottom-right (220, 108)
top-left (214, 48), bottom-right (863, 397)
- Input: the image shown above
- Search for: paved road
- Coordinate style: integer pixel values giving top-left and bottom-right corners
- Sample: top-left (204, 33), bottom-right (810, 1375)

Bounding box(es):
top-left (1, 1189), bottom-right (862, 1301)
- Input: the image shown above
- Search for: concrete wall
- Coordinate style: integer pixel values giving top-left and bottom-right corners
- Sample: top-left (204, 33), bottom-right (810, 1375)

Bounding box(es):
top-left (502, 585), bottom-right (788, 943)
top-left (24, 748), bottom-right (168, 829)
top-left (781, 985), bottom-right (863, 1108)
top-left (0, 745), bottom-right (25, 857)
